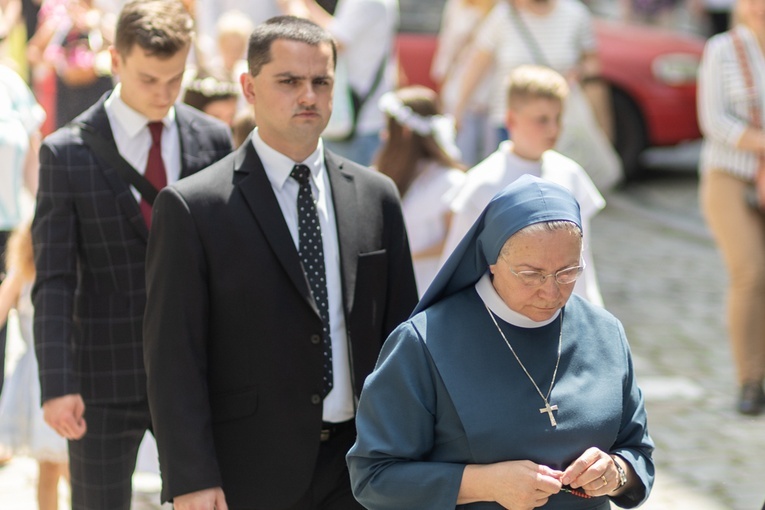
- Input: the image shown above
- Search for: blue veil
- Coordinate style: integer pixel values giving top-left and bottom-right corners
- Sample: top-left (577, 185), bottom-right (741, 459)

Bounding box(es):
top-left (414, 175), bottom-right (582, 315)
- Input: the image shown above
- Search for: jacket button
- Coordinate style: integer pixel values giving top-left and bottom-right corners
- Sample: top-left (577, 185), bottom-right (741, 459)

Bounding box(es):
top-left (310, 334), bottom-right (321, 345)
top-left (311, 394), bottom-right (322, 405)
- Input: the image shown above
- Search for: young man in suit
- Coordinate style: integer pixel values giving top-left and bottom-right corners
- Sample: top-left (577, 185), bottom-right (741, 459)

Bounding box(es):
top-left (31, 1), bottom-right (233, 508)
top-left (143, 15), bottom-right (418, 510)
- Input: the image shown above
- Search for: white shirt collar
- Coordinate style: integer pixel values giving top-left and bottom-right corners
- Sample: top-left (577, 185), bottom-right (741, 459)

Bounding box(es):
top-left (104, 83), bottom-right (176, 138)
top-left (475, 272), bottom-right (560, 328)
top-left (250, 128), bottom-right (325, 188)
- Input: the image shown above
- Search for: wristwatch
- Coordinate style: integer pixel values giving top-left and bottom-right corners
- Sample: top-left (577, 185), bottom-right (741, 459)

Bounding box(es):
top-left (612, 457), bottom-right (628, 491)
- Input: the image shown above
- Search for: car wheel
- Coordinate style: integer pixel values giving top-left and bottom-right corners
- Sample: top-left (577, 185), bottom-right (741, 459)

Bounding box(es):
top-left (612, 88), bottom-right (648, 181)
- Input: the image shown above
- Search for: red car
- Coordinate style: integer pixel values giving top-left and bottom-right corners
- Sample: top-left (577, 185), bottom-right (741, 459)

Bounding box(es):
top-left (396, 0), bottom-right (705, 179)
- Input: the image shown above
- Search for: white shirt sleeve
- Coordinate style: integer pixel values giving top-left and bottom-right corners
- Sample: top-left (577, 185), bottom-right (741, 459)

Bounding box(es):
top-left (328, 0), bottom-right (390, 46)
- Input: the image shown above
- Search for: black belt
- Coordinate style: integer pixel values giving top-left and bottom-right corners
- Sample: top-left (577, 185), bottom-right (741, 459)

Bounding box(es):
top-left (320, 420), bottom-right (354, 442)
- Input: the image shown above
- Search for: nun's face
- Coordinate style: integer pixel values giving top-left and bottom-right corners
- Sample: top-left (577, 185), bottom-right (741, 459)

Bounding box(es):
top-left (489, 228), bottom-right (581, 322)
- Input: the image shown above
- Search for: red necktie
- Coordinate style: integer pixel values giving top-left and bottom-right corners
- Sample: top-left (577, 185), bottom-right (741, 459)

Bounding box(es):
top-left (140, 121), bottom-right (168, 228)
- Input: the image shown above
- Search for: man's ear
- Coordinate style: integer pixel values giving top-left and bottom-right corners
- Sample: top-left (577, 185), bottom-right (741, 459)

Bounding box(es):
top-left (240, 73), bottom-right (256, 105)
top-left (109, 46), bottom-right (121, 76)
top-left (505, 108), bottom-right (516, 134)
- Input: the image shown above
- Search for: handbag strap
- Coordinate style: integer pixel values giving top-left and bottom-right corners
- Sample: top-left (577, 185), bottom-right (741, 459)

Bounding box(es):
top-left (508, 3), bottom-right (551, 68)
top-left (75, 123), bottom-right (160, 205)
top-left (731, 30), bottom-right (762, 130)
top-left (354, 54), bottom-right (387, 115)
top-left (440, 6), bottom-right (494, 88)
top-left (731, 29), bottom-right (765, 172)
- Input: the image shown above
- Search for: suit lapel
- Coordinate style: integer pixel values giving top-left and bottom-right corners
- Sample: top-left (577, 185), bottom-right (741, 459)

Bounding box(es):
top-left (325, 151), bottom-right (359, 314)
top-left (235, 141), bottom-right (317, 313)
top-left (79, 99), bottom-right (149, 242)
top-left (175, 105), bottom-right (205, 178)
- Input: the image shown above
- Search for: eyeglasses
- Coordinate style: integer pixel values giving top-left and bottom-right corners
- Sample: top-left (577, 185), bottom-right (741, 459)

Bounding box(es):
top-left (508, 263), bottom-right (585, 287)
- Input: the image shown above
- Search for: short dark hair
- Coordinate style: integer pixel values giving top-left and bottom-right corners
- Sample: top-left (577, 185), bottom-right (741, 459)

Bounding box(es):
top-left (114, 0), bottom-right (194, 58)
top-left (246, 15), bottom-right (336, 77)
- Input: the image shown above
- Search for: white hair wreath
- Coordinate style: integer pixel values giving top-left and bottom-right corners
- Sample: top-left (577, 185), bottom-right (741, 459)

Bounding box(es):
top-left (378, 91), bottom-right (461, 161)
top-left (186, 76), bottom-right (240, 98)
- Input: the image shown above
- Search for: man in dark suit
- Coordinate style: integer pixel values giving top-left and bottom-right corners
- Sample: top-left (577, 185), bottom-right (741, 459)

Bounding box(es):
top-left (143, 15), bottom-right (418, 510)
top-left (31, 1), bottom-right (233, 508)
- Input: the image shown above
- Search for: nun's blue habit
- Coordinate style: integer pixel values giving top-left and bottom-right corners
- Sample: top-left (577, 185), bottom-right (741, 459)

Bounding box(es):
top-left (347, 176), bottom-right (654, 509)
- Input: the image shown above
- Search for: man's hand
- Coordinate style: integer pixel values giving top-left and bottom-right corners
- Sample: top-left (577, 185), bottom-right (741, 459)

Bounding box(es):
top-left (42, 394), bottom-right (87, 440)
top-left (174, 487), bottom-right (228, 510)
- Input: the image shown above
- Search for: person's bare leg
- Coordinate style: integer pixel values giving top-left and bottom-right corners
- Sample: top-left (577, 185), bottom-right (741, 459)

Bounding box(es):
top-left (37, 461), bottom-right (69, 510)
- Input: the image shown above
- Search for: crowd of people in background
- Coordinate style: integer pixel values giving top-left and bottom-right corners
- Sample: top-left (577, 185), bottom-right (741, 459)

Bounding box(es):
top-left (0, 0), bottom-right (762, 508)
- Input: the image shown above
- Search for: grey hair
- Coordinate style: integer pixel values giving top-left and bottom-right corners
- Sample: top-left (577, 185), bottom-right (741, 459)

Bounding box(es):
top-left (498, 220), bottom-right (582, 260)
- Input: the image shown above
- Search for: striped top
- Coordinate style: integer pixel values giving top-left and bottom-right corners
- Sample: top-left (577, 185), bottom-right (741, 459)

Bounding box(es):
top-left (698, 25), bottom-right (765, 180)
top-left (474, 0), bottom-right (596, 126)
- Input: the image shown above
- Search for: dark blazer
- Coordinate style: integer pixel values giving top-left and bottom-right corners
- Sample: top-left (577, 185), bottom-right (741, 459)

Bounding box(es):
top-left (143, 138), bottom-right (418, 507)
top-left (32, 95), bottom-right (233, 405)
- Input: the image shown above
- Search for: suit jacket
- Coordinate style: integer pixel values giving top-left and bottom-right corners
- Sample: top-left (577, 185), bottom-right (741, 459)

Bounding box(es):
top-left (143, 138), bottom-right (418, 507)
top-left (32, 95), bottom-right (233, 405)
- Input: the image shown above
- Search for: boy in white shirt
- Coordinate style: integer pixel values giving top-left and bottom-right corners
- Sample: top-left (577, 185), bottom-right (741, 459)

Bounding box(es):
top-left (443, 65), bottom-right (606, 305)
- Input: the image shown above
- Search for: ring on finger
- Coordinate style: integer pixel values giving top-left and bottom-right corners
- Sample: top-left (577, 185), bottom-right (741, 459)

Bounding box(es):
top-left (600, 475), bottom-right (608, 488)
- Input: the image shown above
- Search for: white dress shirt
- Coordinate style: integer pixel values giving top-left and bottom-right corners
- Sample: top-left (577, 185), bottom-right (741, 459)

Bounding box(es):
top-left (251, 129), bottom-right (354, 424)
top-left (105, 83), bottom-right (182, 204)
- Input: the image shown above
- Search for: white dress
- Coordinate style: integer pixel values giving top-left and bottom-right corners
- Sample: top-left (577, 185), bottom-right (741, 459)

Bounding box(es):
top-left (0, 282), bottom-right (68, 462)
top-left (401, 160), bottom-right (465, 297)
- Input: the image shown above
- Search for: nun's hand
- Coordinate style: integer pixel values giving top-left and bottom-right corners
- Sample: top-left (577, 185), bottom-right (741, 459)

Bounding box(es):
top-left (459, 460), bottom-right (564, 510)
top-left (561, 447), bottom-right (618, 496)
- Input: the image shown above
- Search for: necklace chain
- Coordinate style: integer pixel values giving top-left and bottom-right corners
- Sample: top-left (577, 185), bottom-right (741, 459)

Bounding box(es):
top-left (484, 304), bottom-right (563, 425)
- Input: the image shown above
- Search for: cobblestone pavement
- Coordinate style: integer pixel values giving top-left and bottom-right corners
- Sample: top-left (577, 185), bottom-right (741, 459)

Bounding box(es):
top-left (1, 171), bottom-right (764, 509)
top-left (594, 172), bottom-right (765, 510)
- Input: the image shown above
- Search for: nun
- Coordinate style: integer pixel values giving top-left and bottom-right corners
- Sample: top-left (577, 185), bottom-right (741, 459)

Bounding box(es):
top-left (347, 175), bottom-right (654, 509)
